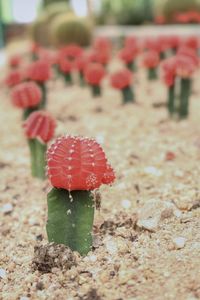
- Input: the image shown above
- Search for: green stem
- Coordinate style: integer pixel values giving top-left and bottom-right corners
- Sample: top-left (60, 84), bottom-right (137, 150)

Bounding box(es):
top-left (179, 78), bottom-right (191, 119)
top-left (148, 68), bottom-right (157, 80)
top-left (46, 188), bottom-right (95, 256)
top-left (160, 51), bottom-right (166, 60)
top-left (91, 85), bottom-right (101, 97)
top-left (38, 82), bottom-right (47, 109)
top-left (23, 107), bottom-right (38, 120)
top-left (167, 84), bottom-right (175, 116)
top-left (63, 73), bottom-right (72, 85)
top-left (127, 61), bottom-right (136, 71)
top-left (79, 71), bottom-right (85, 86)
top-left (28, 139), bottom-right (47, 179)
top-left (122, 86), bottom-right (134, 104)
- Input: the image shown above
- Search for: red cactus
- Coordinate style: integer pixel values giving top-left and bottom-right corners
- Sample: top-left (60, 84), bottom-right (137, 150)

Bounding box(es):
top-left (5, 70), bottom-right (22, 87)
top-left (8, 54), bottom-right (21, 68)
top-left (118, 47), bottom-right (138, 64)
top-left (74, 55), bottom-right (88, 72)
top-left (177, 47), bottom-right (199, 65)
top-left (161, 57), bottom-right (177, 87)
top-left (59, 44), bottom-right (83, 60)
top-left (124, 36), bottom-right (138, 50)
top-left (59, 57), bottom-right (73, 74)
top-left (143, 50), bottom-right (160, 69)
top-left (110, 69), bottom-right (132, 90)
top-left (11, 81), bottom-right (41, 108)
top-left (93, 37), bottom-right (112, 53)
top-left (84, 63), bottom-right (105, 86)
top-left (27, 60), bottom-right (51, 82)
top-left (47, 135), bottom-right (115, 191)
top-left (182, 36), bottom-right (199, 50)
top-left (23, 111), bottom-right (56, 143)
top-left (175, 55), bottom-right (197, 78)
top-left (154, 15), bottom-right (166, 25)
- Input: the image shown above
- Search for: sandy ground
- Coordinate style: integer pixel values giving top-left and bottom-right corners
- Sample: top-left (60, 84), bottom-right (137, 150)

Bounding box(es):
top-left (0, 56), bottom-right (200, 300)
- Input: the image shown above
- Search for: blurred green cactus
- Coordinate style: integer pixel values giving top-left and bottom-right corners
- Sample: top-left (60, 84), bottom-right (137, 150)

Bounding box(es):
top-left (50, 15), bottom-right (92, 47)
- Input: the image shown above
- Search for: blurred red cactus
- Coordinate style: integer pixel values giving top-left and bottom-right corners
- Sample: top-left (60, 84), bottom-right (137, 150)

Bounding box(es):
top-left (47, 135), bottom-right (115, 191)
top-left (24, 111), bottom-right (56, 143)
top-left (11, 81), bottom-right (41, 108)
top-left (5, 70), bottom-right (22, 87)
top-left (143, 50), bottom-right (160, 69)
top-left (161, 57), bottom-right (177, 87)
top-left (8, 55), bottom-right (21, 68)
top-left (110, 69), bottom-right (132, 90)
top-left (27, 60), bottom-right (51, 82)
top-left (84, 63), bottom-right (105, 86)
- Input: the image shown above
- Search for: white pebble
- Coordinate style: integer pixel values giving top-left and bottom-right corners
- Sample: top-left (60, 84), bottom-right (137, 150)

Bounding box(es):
top-left (95, 134), bottom-right (104, 144)
top-left (20, 297), bottom-right (29, 300)
top-left (0, 268), bottom-right (6, 279)
top-left (121, 199), bottom-right (131, 209)
top-left (1, 203), bottom-right (13, 214)
top-left (144, 166), bottom-right (162, 177)
top-left (173, 237), bottom-right (187, 249)
top-left (137, 218), bottom-right (159, 232)
top-left (105, 238), bottom-right (118, 255)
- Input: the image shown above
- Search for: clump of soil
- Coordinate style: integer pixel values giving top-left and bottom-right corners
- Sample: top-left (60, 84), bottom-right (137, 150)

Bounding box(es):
top-left (32, 243), bottom-right (77, 273)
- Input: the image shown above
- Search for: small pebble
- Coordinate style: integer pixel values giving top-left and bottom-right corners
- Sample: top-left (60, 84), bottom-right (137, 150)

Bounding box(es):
top-left (105, 237), bottom-right (118, 255)
top-left (121, 199), bottom-right (131, 209)
top-left (1, 203), bottom-right (13, 214)
top-left (172, 237), bottom-right (187, 249)
top-left (0, 268), bottom-right (6, 279)
top-left (137, 218), bottom-right (159, 232)
top-left (144, 166), bottom-right (162, 177)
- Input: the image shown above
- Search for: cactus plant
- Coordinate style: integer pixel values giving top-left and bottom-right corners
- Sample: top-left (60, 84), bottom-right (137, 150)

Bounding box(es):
top-left (84, 63), bottom-right (105, 97)
top-left (118, 47), bottom-right (138, 71)
top-left (46, 135), bottom-right (115, 255)
top-left (143, 50), bottom-right (160, 80)
top-left (27, 60), bottom-right (51, 108)
top-left (5, 70), bottom-right (22, 88)
top-left (23, 111), bottom-right (56, 179)
top-left (110, 69), bottom-right (134, 104)
top-left (11, 81), bottom-right (42, 119)
top-left (50, 14), bottom-right (92, 47)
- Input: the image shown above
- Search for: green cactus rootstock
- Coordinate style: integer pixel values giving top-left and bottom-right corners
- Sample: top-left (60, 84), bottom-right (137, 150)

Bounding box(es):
top-left (91, 85), bottom-right (101, 97)
top-left (167, 85), bottom-right (175, 116)
top-left (127, 61), bottom-right (136, 72)
top-left (148, 68), bottom-right (157, 80)
top-left (63, 73), bottom-right (72, 85)
top-left (23, 107), bottom-right (38, 120)
top-left (179, 78), bottom-right (191, 119)
top-left (28, 138), bottom-right (47, 179)
top-left (122, 86), bottom-right (134, 104)
top-left (38, 82), bottom-right (47, 108)
top-left (46, 188), bottom-right (95, 256)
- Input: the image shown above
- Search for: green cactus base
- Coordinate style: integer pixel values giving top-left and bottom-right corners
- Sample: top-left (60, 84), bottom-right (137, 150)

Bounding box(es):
top-left (46, 188), bottom-right (95, 256)
top-left (127, 61), bottom-right (136, 71)
top-left (79, 72), bottom-right (85, 86)
top-left (91, 85), bottom-right (101, 97)
top-left (23, 107), bottom-right (38, 120)
top-left (63, 73), bottom-right (72, 85)
top-left (179, 78), bottom-right (191, 119)
top-left (28, 138), bottom-right (47, 179)
top-left (38, 82), bottom-right (47, 109)
top-left (148, 68), bottom-right (157, 80)
top-left (122, 86), bottom-right (134, 104)
top-left (167, 84), bottom-right (175, 116)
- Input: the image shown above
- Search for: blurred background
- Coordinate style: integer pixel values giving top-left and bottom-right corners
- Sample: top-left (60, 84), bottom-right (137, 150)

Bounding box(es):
top-left (1, 0), bottom-right (200, 50)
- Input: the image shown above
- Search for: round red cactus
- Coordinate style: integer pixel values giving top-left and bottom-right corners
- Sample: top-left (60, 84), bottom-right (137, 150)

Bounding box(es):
top-left (84, 63), bottom-right (105, 86)
top-left (47, 135), bottom-right (115, 191)
top-left (11, 81), bottom-right (42, 108)
top-left (143, 50), bottom-right (160, 69)
top-left (161, 57), bottom-right (177, 87)
top-left (5, 70), bottom-right (22, 87)
top-left (118, 47), bottom-right (138, 64)
top-left (74, 55), bottom-right (88, 72)
top-left (59, 44), bottom-right (83, 60)
top-left (93, 37), bottom-right (112, 52)
top-left (27, 60), bottom-right (51, 82)
top-left (24, 111), bottom-right (56, 143)
top-left (175, 55), bottom-right (197, 78)
top-left (8, 54), bottom-right (21, 68)
top-left (110, 69), bottom-right (132, 90)
top-left (59, 57), bottom-right (73, 74)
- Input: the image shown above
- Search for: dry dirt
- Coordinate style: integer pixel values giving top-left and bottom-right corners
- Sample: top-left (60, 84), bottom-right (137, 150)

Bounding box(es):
top-left (0, 55), bottom-right (200, 300)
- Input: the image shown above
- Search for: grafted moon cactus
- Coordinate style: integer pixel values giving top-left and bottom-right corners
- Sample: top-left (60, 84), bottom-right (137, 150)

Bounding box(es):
top-left (46, 135), bottom-right (115, 255)
top-left (110, 69), bottom-right (134, 104)
top-left (143, 50), bottom-right (160, 80)
top-left (11, 81), bottom-right (42, 119)
top-left (23, 111), bottom-right (56, 179)
top-left (84, 63), bottom-right (105, 97)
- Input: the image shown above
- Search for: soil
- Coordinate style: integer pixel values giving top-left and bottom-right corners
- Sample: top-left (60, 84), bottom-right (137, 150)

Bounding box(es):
top-left (0, 52), bottom-right (200, 300)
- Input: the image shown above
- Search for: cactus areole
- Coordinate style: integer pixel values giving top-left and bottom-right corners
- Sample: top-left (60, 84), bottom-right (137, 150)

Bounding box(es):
top-left (46, 135), bottom-right (115, 255)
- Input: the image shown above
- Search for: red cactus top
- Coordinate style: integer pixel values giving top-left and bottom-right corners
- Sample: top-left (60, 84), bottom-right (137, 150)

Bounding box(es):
top-left (124, 36), bottom-right (138, 50)
top-left (11, 81), bottom-right (41, 108)
top-left (175, 55), bottom-right (197, 78)
top-left (93, 37), bottom-right (112, 53)
top-left (27, 60), bottom-right (51, 82)
top-left (47, 135), bottom-right (115, 191)
top-left (23, 111), bottom-right (56, 143)
top-left (143, 50), bottom-right (160, 69)
top-left (5, 70), bottom-right (22, 87)
top-left (110, 69), bottom-right (132, 90)
top-left (118, 47), bottom-right (138, 64)
top-left (8, 54), bottom-right (21, 68)
top-left (59, 44), bottom-right (83, 60)
top-left (74, 55), bottom-right (88, 72)
top-left (161, 57), bottom-right (177, 87)
top-left (84, 63), bottom-right (105, 86)
top-left (59, 57), bottom-right (73, 74)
